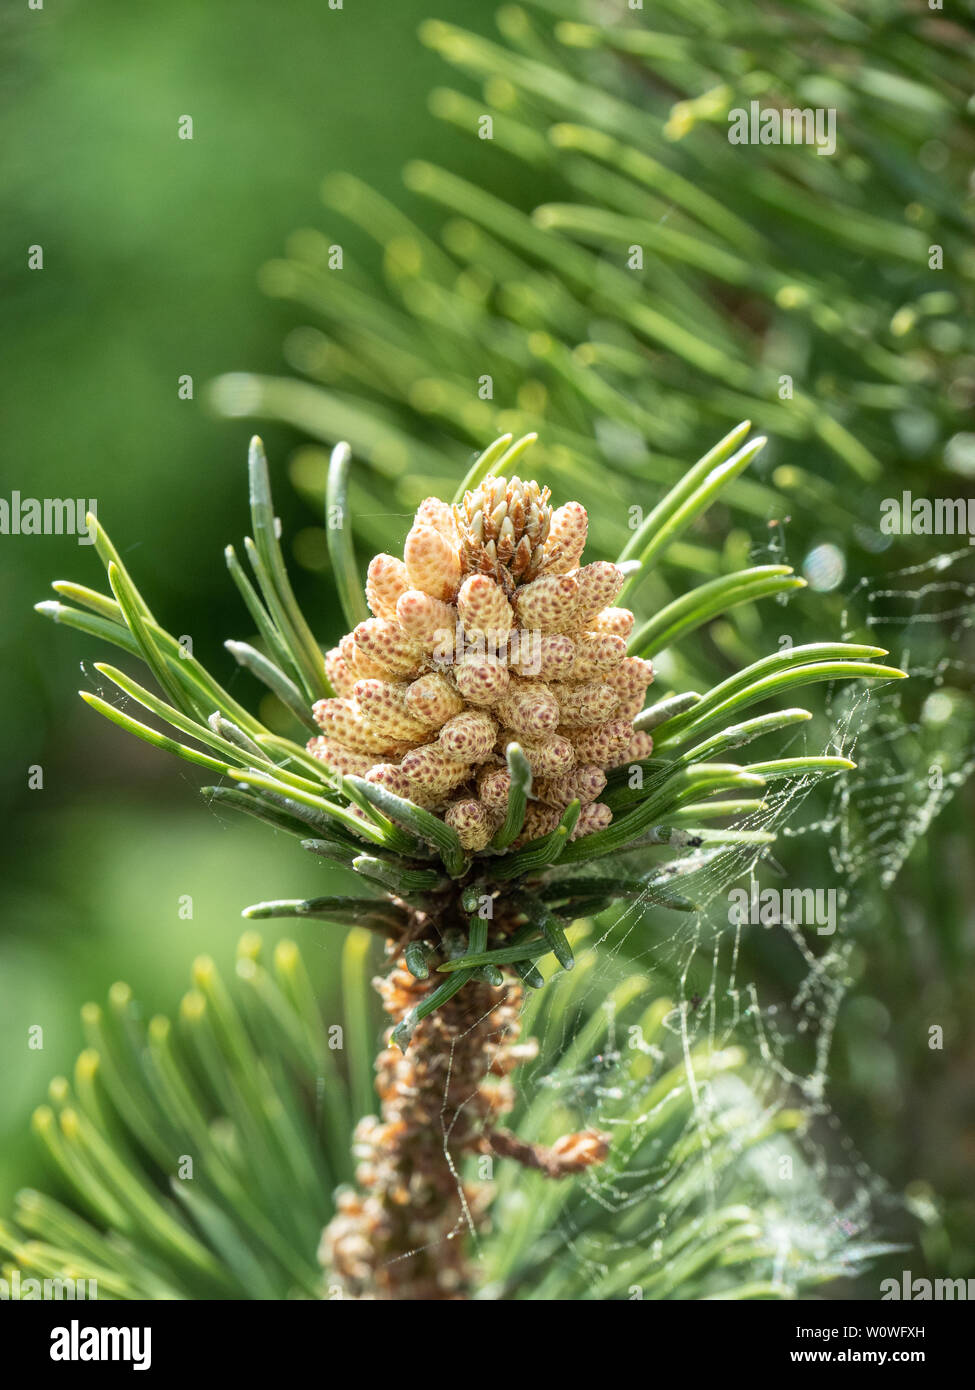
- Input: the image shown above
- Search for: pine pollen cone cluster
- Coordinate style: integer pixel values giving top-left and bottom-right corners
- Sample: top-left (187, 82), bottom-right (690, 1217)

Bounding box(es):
top-left (309, 473), bottom-right (654, 852)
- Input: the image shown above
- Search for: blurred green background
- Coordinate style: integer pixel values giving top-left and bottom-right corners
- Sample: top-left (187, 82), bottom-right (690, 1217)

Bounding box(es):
top-left (3, 0), bottom-right (974, 1295)
top-left (0, 0), bottom-right (507, 1205)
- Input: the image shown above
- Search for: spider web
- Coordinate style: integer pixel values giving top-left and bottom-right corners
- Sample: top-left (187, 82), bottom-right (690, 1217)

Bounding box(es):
top-left (422, 543), bottom-right (975, 1299)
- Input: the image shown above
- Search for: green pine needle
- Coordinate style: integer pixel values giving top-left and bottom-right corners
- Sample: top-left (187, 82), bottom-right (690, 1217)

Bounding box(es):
top-left (325, 442), bottom-right (370, 630)
top-left (491, 743), bottom-right (532, 850)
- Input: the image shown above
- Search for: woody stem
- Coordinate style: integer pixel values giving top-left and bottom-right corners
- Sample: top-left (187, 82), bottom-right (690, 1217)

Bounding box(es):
top-left (321, 937), bottom-right (526, 1300)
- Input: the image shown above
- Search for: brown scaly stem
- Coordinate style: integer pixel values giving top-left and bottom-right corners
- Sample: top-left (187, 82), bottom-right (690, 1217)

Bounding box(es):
top-left (320, 947), bottom-right (523, 1300)
top-left (320, 916), bottom-right (609, 1300)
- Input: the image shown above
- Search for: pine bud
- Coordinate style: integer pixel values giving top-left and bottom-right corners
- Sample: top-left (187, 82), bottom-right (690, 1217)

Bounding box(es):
top-left (536, 765), bottom-right (607, 808)
top-left (590, 606), bottom-right (634, 639)
top-left (444, 797), bottom-right (495, 851)
top-left (438, 709), bottom-right (497, 762)
top-left (325, 645), bottom-right (357, 697)
top-left (476, 764), bottom-right (511, 811)
top-left (543, 500), bottom-right (588, 574)
top-left (353, 679), bottom-right (431, 742)
top-left (396, 590), bottom-right (457, 650)
top-left (365, 762), bottom-right (438, 809)
top-left (453, 653), bottom-right (510, 705)
top-left (306, 737), bottom-right (374, 777)
top-left (517, 735), bottom-right (576, 777)
top-left (517, 803), bottom-right (562, 844)
top-left (400, 744), bottom-right (472, 795)
top-left (510, 632), bottom-right (575, 681)
top-left (569, 632), bottom-right (627, 680)
top-left (415, 496), bottom-right (460, 544)
top-left (364, 763), bottom-right (414, 800)
top-left (353, 618), bottom-right (424, 678)
top-left (604, 656), bottom-right (654, 719)
top-left (626, 731), bottom-right (654, 761)
top-left (457, 574), bottom-right (514, 638)
top-left (550, 681), bottom-right (619, 727)
top-left (366, 554), bottom-right (410, 620)
top-left (454, 474), bottom-right (552, 592)
top-left (404, 524), bottom-right (461, 601)
top-left (512, 573), bottom-right (578, 631)
top-left (313, 698), bottom-right (398, 755)
top-left (570, 802), bottom-right (613, 840)
top-left (569, 718), bottom-right (633, 764)
top-left (574, 562), bottom-right (625, 624)
top-left (498, 679), bottom-right (560, 738)
top-left (340, 632), bottom-right (387, 681)
top-left (404, 672), bottom-right (464, 727)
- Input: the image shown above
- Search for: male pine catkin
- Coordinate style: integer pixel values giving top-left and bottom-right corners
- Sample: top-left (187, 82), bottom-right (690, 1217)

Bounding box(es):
top-left (309, 474), bottom-right (653, 852)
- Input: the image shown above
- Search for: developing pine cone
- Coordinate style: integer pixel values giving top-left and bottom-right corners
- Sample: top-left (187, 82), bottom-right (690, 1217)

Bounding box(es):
top-left (310, 471), bottom-right (653, 853)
